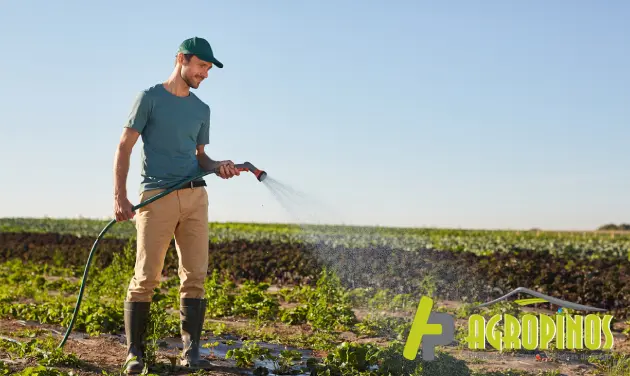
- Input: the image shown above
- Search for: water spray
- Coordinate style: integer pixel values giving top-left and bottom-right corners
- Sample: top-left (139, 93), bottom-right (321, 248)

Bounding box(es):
top-left (56, 161), bottom-right (266, 350)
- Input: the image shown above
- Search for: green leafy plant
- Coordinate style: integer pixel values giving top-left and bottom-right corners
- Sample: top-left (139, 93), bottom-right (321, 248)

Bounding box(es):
top-left (232, 280), bottom-right (280, 321)
top-left (307, 341), bottom-right (380, 375)
top-left (353, 314), bottom-right (411, 340)
top-left (304, 268), bottom-right (357, 332)
top-left (225, 340), bottom-right (271, 368)
top-left (204, 269), bottom-right (236, 318)
top-left (280, 304), bottom-right (308, 325)
top-left (588, 352), bottom-right (630, 376)
top-left (14, 366), bottom-right (71, 376)
top-left (258, 349), bottom-right (304, 375)
top-left (0, 361), bottom-right (10, 376)
top-left (202, 340), bottom-right (219, 357)
top-left (0, 335), bottom-right (81, 368)
top-left (143, 298), bottom-right (179, 368)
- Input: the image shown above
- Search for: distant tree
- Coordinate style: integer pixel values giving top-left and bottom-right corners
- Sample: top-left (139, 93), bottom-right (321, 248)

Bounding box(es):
top-left (597, 223), bottom-right (630, 231)
top-left (598, 223), bottom-right (618, 230)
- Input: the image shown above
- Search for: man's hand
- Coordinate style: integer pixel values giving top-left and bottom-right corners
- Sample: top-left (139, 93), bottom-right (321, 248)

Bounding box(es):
top-left (217, 160), bottom-right (240, 179)
top-left (114, 195), bottom-right (135, 221)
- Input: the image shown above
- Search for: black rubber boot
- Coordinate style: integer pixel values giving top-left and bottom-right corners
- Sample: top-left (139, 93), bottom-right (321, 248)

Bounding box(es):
top-left (180, 298), bottom-right (213, 369)
top-left (124, 301), bottom-right (151, 374)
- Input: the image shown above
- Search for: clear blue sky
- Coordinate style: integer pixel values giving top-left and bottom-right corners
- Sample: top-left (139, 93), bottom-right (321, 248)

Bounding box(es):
top-left (0, 1), bottom-right (628, 230)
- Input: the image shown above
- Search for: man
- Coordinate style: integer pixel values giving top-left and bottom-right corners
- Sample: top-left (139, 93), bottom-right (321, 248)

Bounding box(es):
top-left (113, 37), bottom-right (239, 374)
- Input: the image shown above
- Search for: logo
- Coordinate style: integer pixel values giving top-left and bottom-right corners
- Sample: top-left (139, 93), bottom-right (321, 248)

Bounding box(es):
top-left (403, 296), bottom-right (455, 361)
top-left (403, 287), bottom-right (614, 361)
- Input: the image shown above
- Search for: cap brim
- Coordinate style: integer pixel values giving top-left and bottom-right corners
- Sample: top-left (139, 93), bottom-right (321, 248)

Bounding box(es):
top-left (179, 50), bottom-right (224, 68)
top-left (199, 54), bottom-right (223, 68)
top-left (212, 58), bottom-right (223, 68)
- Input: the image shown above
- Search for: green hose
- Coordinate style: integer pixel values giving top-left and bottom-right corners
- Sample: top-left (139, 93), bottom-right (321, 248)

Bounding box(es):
top-left (56, 162), bottom-right (265, 349)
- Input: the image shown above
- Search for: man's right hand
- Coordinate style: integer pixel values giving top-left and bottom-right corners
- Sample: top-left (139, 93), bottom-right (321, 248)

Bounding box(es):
top-left (114, 196), bottom-right (135, 222)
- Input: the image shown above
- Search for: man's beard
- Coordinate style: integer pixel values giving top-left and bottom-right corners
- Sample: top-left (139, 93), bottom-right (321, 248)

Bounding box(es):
top-left (182, 73), bottom-right (199, 89)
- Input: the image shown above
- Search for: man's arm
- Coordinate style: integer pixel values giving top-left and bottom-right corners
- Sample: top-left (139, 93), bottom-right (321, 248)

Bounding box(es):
top-left (195, 106), bottom-right (238, 179)
top-left (195, 145), bottom-right (218, 171)
top-left (113, 90), bottom-right (150, 221)
top-left (196, 106), bottom-right (215, 171)
top-left (114, 128), bottom-right (141, 198)
top-left (196, 145), bottom-right (239, 179)
top-left (113, 128), bottom-right (140, 221)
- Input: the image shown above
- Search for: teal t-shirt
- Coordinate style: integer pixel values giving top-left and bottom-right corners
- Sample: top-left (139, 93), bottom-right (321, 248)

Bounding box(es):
top-left (124, 84), bottom-right (211, 193)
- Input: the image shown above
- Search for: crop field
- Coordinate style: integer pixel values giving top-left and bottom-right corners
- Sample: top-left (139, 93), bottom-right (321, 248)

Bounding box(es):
top-left (0, 217), bottom-right (630, 375)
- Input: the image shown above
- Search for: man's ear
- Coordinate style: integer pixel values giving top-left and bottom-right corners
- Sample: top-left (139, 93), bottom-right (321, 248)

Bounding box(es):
top-left (175, 52), bottom-right (185, 66)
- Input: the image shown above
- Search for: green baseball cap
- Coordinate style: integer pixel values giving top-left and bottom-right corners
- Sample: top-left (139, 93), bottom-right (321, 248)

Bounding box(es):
top-left (177, 37), bottom-right (223, 68)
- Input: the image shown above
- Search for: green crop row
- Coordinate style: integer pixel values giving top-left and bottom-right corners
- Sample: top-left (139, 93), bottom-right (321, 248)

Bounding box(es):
top-left (2, 217), bottom-right (630, 259)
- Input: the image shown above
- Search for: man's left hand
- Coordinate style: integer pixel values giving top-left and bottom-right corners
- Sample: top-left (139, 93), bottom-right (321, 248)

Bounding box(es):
top-left (217, 160), bottom-right (240, 179)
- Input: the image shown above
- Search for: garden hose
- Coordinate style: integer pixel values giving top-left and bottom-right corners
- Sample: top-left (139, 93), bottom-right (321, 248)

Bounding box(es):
top-left (56, 162), bottom-right (267, 349)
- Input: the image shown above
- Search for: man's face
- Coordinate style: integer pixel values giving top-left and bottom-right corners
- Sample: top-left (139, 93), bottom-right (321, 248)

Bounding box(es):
top-left (180, 55), bottom-right (212, 89)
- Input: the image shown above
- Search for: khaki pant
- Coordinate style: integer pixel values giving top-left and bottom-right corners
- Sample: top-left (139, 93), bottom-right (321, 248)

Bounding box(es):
top-left (125, 186), bottom-right (209, 302)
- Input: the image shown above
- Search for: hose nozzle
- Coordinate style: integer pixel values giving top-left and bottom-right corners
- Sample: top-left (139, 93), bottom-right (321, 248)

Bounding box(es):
top-left (234, 162), bottom-right (267, 182)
